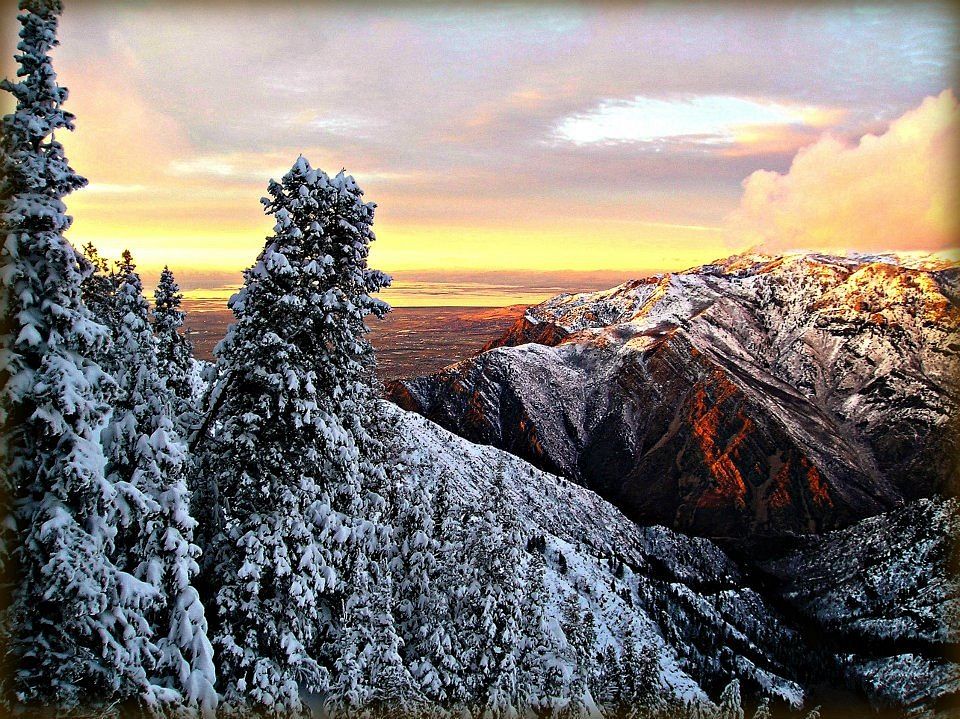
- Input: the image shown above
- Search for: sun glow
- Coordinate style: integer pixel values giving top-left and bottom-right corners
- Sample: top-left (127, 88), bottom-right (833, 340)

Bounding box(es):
top-left (29, 1), bottom-right (955, 303)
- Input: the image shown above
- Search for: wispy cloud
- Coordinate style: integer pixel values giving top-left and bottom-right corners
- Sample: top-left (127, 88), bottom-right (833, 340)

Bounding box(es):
top-left (167, 155), bottom-right (290, 183)
top-left (637, 220), bottom-right (723, 233)
top-left (552, 95), bottom-right (846, 153)
top-left (84, 183), bottom-right (149, 194)
top-left (166, 152), bottom-right (414, 186)
top-left (280, 111), bottom-right (383, 136)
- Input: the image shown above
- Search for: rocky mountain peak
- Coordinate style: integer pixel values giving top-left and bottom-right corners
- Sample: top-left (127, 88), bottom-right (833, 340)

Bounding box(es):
top-left (389, 251), bottom-right (959, 539)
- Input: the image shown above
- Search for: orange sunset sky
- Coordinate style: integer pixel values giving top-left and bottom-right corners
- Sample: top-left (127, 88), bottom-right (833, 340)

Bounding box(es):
top-left (1, 1), bottom-right (958, 305)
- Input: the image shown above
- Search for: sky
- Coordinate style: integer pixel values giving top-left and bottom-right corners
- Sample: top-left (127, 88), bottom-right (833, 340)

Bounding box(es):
top-left (1, 1), bottom-right (958, 304)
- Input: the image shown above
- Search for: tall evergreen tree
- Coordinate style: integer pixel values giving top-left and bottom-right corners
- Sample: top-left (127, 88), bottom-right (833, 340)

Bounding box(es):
top-left (0, 0), bottom-right (157, 708)
top-left (102, 250), bottom-right (217, 716)
top-left (424, 472), bottom-right (470, 709)
top-left (459, 470), bottom-right (525, 716)
top-left (717, 680), bottom-right (744, 719)
top-left (327, 545), bottom-right (421, 718)
top-left (196, 157), bottom-right (390, 715)
top-left (516, 551), bottom-right (564, 716)
top-left (559, 594), bottom-right (598, 719)
top-left (594, 644), bottom-right (621, 709)
top-left (388, 470), bottom-right (456, 705)
top-left (152, 265), bottom-right (195, 416)
top-left (617, 628), bottom-right (659, 716)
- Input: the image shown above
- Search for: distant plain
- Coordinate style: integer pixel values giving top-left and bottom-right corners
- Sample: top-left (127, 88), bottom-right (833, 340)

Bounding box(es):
top-left (182, 300), bottom-right (527, 381)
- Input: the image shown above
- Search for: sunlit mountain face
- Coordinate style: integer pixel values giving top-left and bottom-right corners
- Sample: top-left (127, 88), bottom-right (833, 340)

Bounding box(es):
top-left (390, 251), bottom-right (960, 538)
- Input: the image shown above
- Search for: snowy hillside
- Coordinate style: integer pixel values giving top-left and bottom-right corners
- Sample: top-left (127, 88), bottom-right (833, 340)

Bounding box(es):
top-left (389, 252), bottom-right (959, 538)
top-left (385, 402), bottom-right (810, 708)
top-left (385, 403), bottom-right (960, 716)
top-left (388, 402), bottom-right (827, 709)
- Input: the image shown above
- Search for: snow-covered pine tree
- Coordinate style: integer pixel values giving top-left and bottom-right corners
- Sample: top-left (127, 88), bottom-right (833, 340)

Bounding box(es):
top-left (691, 700), bottom-right (714, 719)
top-left (559, 593), bottom-right (598, 719)
top-left (326, 447), bottom-right (420, 718)
top-left (617, 628), bottom-right (659, 716)
top-left (751, 697), bottom-right (772, 719)
top-left (717, 680), bottom-right (744, 719)
top-left (152, 266), bottom-right (196, 421)
top-left (446, 500), bottom-right (491, 708)
top-left (327, 545), bottom-right (422, 719)
top-left (0, 0), bottom-right (159, 709)
top-left (636, 645), bottom-right (660, 715)
top-left (197, 157), bottom-right (390, 716)
top-left (101, 249), bottom-right (217, 716)
top-left (386, 465), bottom-right (455, 705)
top-left (79, 242), bottom-right (119, 334)
top-left (677, 700), bottom-right (713, 719)
top-left (594, 644), bottom-right (621, 710)
top-left (457, 469), bottom-right (526, 716)
top-left (516, 550), bottom-right (564, 716)
top-left (423, 471), bottom-right (470, 709)
top-left (542, 661), bottom-right (567, 719)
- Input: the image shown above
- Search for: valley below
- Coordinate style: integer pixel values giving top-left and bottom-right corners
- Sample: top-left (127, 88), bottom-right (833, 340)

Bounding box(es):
top-left (182, 301), bottom-right (526, 381)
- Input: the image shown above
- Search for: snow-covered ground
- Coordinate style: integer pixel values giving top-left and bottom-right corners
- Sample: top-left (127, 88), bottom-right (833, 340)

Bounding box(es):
top-left (386, 402), bottom-right (810, 709)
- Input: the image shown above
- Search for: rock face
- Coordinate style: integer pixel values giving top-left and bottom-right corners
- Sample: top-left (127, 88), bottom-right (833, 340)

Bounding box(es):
top-left (388, 252), bottom-right (960, 538)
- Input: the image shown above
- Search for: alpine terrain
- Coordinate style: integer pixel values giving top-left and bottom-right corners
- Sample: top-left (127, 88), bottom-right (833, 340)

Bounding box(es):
top-left (385, 403), bottom-right (960, 716)
top-left (387, 251), bottom-right (960, 716)
top-left (389, 252), bottom-right (959, 538)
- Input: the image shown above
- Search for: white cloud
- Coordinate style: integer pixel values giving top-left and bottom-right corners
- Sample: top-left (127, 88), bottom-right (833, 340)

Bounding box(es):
top-left (166, 156), bottom-right (290, 183)
top-left (552, 95), bottom-right (842, 147)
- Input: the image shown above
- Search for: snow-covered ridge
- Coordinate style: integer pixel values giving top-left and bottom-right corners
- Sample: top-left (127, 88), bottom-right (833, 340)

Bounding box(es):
top-left (518, 250), bottom-right (960, 339)
top-left (390, 250), bottom-right (959, 538)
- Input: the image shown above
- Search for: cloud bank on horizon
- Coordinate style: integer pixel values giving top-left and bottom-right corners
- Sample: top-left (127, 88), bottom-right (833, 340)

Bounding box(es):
top-left (1, 2), bottom-right (955, 284)
top-left (727, 89), bottom-right (958, 255)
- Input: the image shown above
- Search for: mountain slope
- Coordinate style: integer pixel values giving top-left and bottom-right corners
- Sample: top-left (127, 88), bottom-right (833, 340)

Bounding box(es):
top-left (386, 403), bottom-right (959, 716)
top-left (753, 497), bottom-right (960, 713)
top-left (386, 403), bottom-right (807, 710)
top-left (389, 252), bottom-right (960, 538)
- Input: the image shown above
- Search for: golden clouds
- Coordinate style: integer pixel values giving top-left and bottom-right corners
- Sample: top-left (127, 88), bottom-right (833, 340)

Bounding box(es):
top-left (726, 90), bottom-right (958, 253)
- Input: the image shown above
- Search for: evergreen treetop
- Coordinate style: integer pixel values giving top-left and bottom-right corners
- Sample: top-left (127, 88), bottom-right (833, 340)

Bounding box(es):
top-left (153, 265), bottom-right (195, 407)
